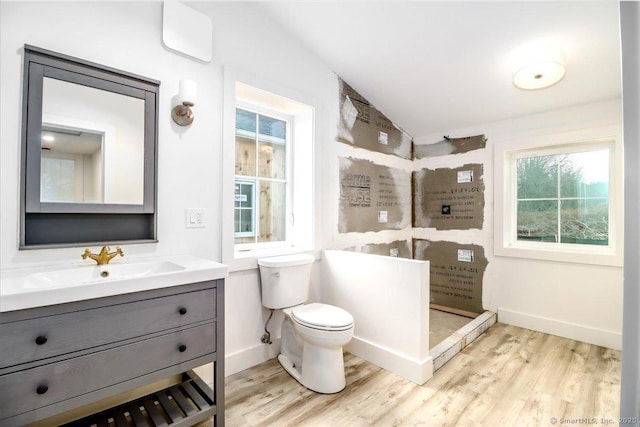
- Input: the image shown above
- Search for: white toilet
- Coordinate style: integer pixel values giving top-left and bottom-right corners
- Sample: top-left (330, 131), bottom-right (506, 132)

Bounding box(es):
top-left (258, 253), bottom-right (354, 394)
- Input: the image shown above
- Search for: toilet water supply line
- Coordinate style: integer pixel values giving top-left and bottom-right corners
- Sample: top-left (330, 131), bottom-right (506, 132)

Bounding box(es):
top-left (261, 309), bottom-right (274, 344)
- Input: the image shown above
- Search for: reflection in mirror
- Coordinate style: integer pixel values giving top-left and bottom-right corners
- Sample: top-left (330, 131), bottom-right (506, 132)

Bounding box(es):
top-left (41, 77), bottom-right (145, 205)
top-left (41, 126), bottom-right (103, 203)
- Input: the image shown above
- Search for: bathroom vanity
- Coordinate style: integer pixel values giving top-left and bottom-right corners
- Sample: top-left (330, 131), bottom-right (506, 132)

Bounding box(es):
top-left (0, 256), bottom-right (226, 427)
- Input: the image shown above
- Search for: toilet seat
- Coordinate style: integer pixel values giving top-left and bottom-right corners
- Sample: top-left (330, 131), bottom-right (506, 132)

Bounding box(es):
top-left (291, 303), bottom-right (354, 331)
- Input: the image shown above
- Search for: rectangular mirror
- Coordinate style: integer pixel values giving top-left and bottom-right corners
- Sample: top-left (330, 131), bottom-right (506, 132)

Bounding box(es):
top-left (21, 45), bottom-right (160, 248)
top-left (41, 77), bottom-right (145, 205)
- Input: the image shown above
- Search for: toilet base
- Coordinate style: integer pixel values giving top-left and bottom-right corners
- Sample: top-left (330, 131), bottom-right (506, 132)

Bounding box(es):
top-left (278, 345), bottom-right (346, 394)
top-left (278, 354), bottom-right (303, 384)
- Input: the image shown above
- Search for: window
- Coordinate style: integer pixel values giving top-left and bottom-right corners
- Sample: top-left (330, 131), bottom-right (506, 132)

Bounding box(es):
top-left (222, 73), bottom-right (315, 268)
top-left (234, 108), bottom-right (289, 246)
top-left (515, 148), bottom-right (610, 246)
top-left (234, 179), bottom-right (255, 238)
top-left (494, 133), bottom-right (622, 267)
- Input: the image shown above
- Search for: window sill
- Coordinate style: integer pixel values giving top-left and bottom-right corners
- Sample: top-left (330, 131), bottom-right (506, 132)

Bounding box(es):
top-left (494, 242), bottom-right (622, 267)
top-left (226, 247), bottom-right (318, 273)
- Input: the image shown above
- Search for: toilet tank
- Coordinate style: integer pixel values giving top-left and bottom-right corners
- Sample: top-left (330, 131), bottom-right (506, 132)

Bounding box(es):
top-left (258, 253), bottom-right (315, 309)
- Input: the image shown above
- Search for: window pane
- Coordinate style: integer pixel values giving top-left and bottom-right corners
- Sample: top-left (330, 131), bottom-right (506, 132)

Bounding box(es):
top-left (258, 141), bottom-right (286, 179)
top-left (560, 199), bottom-right (608, 245)
top-left (259, 115), bottom-right (286, 141)
top-left (236, 109), bottom-right (256, 134)
top-left (235, 135), bottom-right (256, 176)
top-left (517, 156), bottom-right (557, 199)
top-left (234, 209), bottom-right (241, 232)
top-left (236, 209), bottom-right (254, 233)
top-left (234, 180), bottom-right (255, 240)
top-left (560, 150), bottom-right (609, 198)
top-left (234, 182), bottom-right (254, 208)
top-left (234, 207), bottom-right (255, 244)
top-left (258, 181), bottom-right (286, 243)
top-left (517, 200), bottom-right (558, 242)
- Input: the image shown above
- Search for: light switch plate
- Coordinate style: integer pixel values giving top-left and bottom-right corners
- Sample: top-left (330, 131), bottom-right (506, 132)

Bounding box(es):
top-left (186, 208), bottom-right (206, 228)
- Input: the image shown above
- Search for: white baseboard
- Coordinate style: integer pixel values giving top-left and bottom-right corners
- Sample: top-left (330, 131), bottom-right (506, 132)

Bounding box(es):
top-left (225, 338), bottom-right (281, 377)
top-left (498, 309), bottom-right (621, 350)
top-left (346, 336), bottom-right (433, 385)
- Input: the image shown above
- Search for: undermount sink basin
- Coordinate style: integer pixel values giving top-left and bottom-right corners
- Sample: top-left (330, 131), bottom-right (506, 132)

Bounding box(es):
top-left (23, 261), bottom-right (185, 289)
top-left (0, 255), bottom-right (228, 312)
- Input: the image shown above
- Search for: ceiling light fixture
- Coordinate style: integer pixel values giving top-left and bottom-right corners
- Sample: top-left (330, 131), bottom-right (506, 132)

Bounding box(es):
top-left (512, 44), bottom-right (566, 90)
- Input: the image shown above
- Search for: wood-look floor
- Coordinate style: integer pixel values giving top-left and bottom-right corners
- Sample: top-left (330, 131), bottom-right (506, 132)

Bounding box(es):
top-left (215, 323), bottom-right (620, 427)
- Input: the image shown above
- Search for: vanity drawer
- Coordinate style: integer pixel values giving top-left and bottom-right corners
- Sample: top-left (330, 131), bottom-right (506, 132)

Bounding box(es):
top-left (0, 287), bottom-right (216, 368)
top-left (0, 321), bottom-right (215, 420)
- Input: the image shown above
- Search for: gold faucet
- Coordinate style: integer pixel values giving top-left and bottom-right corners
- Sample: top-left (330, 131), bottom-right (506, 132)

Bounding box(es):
top-left (81, 246), bottom-right (124, 266)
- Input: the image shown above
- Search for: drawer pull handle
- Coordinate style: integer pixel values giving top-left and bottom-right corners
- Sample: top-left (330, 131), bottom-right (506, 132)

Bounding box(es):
top-left (178, 344), bottom-right (187, 353)
top-left (36, 385), bottom-right (48, 395)
top-left (35, 335), bottom-right (48, 345)
top-left (178, 307), bottom-right (187, 315)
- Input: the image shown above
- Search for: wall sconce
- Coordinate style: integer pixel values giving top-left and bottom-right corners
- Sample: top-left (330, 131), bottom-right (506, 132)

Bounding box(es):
top-left (172, 79), bottom-right (197, 126)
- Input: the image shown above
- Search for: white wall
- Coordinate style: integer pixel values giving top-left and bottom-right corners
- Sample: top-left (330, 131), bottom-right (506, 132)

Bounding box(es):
top-left (0, 2), bottom-right (337, 375)
top-left (414, 99), bottom-right (624, 350)
top-left (322, 250), bottom-right (431, 385)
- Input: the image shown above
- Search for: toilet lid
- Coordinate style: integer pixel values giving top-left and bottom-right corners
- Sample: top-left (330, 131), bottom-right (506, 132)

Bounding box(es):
top-left (291, 303), bottom-right (354, 330)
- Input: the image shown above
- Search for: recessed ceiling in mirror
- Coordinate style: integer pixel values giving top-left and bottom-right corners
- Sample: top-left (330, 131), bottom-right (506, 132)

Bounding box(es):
top-left (41, 77), bottom-right (145, 205)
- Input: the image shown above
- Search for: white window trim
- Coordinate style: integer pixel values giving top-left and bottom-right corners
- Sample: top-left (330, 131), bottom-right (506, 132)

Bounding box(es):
top-left (222, 67), bottom-right (317, 272)
top-left (494, 125), bottom-right (623, 267)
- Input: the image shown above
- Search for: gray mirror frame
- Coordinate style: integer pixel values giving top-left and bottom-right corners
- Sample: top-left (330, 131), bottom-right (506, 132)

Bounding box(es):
top-left (20, 45), bottom-right (160, 248)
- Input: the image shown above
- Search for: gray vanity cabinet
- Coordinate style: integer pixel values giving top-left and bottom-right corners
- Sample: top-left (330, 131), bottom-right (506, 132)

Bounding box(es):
top-left (0, 280), bottom-right (224, 426)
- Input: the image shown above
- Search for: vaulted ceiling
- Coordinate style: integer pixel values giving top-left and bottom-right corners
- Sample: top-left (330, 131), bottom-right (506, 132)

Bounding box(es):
top-left (260, 1), bottom-right (622, 138)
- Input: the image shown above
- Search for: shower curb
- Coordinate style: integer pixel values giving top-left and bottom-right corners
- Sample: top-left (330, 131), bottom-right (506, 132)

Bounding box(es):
top-left (430, 311), bottom-right (497, 372)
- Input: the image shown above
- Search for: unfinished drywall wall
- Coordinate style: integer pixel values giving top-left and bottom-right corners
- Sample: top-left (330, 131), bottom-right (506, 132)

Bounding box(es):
top-left (337, 78), bottom-right (412, 159)
top-left (414, 239), bottom-right (487, 314)
top-left (362, 240), bottom-right (412, 259)
top-left (413, 134), bottom-right (486, 159)
top-left (413, 163), bottom-right (485, 230)
top-left (338, 157), bottom-right (411, 233)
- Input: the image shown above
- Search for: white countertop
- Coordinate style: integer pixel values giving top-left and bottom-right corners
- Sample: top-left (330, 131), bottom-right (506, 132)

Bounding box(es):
top-left (0, 255), bottom-right (228, 313)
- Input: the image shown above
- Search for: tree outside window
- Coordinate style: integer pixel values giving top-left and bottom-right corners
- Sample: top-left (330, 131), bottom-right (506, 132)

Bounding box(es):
top-left (516, 149), bottom-right (609, 246)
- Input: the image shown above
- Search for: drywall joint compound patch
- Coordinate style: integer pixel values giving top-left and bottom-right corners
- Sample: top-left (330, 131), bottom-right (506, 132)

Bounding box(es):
top-left (457, 249), bottom-right (474, 262)
top-left (457, 170), bottom-right (473, 183)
